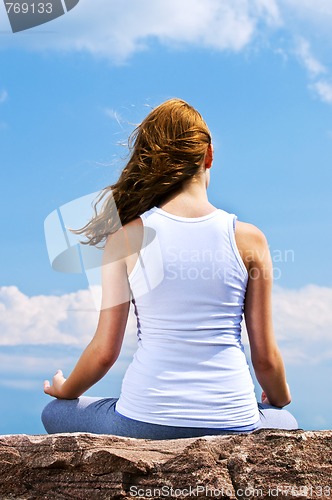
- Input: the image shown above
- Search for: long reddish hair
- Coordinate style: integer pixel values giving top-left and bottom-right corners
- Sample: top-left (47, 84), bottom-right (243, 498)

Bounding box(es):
top-left (74, 98), bottom-right (212, 246)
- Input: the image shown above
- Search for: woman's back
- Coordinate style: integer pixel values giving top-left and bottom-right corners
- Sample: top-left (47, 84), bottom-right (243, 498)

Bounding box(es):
top-left (42, 98), bottom-right (297, 438)
top-left (116, 205), bottom-right (260, 430)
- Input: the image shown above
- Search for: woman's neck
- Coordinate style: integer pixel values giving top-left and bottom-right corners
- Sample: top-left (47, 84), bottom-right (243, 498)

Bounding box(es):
top-left (158, 176), bottom-right (216, 218)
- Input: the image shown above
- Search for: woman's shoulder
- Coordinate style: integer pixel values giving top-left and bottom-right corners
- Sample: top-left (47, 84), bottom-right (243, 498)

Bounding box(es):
top-left (235, 220), bottom-right (267, 244)
top-left (103, 217), bottom-right (143, 263)
top-left (235, 220), bottom-right (270, 270)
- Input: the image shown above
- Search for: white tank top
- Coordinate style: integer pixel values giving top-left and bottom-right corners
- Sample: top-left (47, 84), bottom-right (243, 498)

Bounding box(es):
top-left (116, 206), bottom-right (260, 429)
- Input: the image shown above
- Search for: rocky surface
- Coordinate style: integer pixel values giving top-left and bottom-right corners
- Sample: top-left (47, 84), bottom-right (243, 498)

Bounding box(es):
top-left (0, 429), bottom-right (331, 499)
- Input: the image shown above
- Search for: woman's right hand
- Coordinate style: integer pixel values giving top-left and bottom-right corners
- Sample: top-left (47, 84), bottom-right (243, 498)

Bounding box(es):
top-left (236, 222), bottom-right (292, 409)
top-left (261, 390), bottom-right (270, 405)
top-left (261, 383), bottom-right (291, 407)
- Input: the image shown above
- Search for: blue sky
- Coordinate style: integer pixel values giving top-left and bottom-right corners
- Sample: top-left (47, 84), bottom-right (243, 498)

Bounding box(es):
top-left (0, 0), bottom-right (332, 434)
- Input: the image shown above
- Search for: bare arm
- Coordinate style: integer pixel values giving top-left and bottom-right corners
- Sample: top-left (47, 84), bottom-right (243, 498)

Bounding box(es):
top-left (235, 222), bottom-right (291, 408)
top-left (44, 231), bottom-right (131, 400)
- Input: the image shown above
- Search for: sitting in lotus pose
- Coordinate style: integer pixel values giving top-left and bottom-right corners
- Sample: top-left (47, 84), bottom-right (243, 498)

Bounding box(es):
top-left (42, 98), bottom-right (298, 439)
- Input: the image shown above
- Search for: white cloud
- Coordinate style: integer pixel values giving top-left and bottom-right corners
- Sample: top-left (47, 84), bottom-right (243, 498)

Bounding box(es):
top-left (1, 0), bottom-right (332, 107)
top-left (280, 0), bottom-right (332, 51)
top-left (273, 284), bottom-right (332, 341)
top-left (1, 285), bottom-right (332, 368)
top-left (242, 284), bottom-right (332, 365)
top-left (0, 286), bottom-right (138, 394)
top-left (0, 286), bottom-right (137, 348)
top-left (281, 0), bottom-right (332, 23)
top-left (0, 0), bottom-right (281, 62)
top-left (0, 89), bottom-right (8, 103)
top-left (292, 37), bottom-right (332, 105)
top-left (272, 284), bottom-right (332, 364)
top-left (310, 80), bottom-right (332, 104)
top-left (295, 37), bottom-right (326, 77)
top-left (0, 286), bottom-right (97, 346)
top-left (1, 0), bottom-right (332, 109)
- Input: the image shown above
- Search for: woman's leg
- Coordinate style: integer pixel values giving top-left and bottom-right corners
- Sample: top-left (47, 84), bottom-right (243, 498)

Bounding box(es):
top-left (42, 397), bottom-right (249, 439)
top-left (41, 397), bottom-right (122, 434)
top-left (256, 402), bottom-right (299, 430)
top-left (42, 398), bottom-right (299, 438)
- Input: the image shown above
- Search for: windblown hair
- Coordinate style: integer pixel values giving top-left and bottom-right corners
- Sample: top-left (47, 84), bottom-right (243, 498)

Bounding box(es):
top-left (74, 98), bottom-right (212, 246)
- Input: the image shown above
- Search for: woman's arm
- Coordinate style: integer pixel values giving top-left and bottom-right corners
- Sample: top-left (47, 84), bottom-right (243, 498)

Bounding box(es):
top-left (44, 230), bottom-right (131, 400)
top-left (235, 221), bottom-right (291, 408)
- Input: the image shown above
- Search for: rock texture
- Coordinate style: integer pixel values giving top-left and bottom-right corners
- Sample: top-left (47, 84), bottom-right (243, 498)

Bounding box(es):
top-left (0, 429), bottom-right (331, 499)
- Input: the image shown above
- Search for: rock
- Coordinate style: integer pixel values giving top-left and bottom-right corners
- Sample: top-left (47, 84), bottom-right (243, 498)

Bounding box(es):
top-left (0, 429), bottom-right (331, 499)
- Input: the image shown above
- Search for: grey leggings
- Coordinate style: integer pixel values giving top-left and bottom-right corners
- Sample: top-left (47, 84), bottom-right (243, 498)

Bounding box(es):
top-left (42, 397), bottom-right (299, 440)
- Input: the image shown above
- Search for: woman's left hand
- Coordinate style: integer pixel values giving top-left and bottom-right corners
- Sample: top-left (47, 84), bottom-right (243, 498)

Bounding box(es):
top-left (44, 369), bottom-right (67, 399)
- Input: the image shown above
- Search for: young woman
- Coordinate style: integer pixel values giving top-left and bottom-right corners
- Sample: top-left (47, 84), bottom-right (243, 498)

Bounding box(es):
top-left (42, 98), bottom-right (298, 439)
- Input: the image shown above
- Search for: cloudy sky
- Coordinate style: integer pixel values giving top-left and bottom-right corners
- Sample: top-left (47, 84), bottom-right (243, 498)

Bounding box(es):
top-left (0, 0), bottom-right (331, 434)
